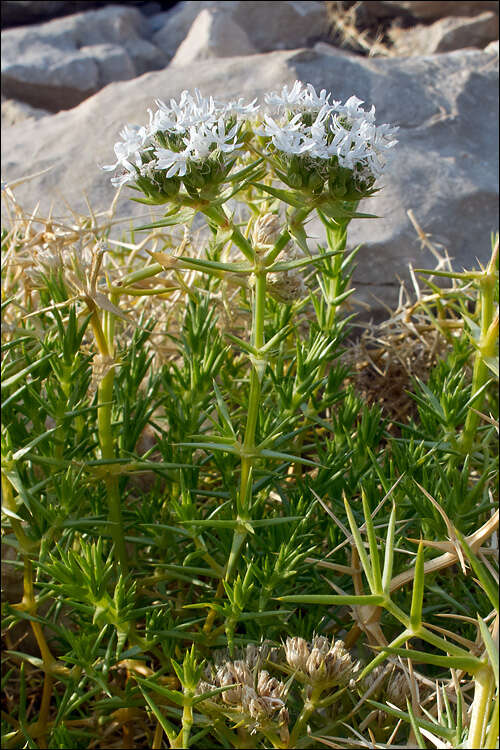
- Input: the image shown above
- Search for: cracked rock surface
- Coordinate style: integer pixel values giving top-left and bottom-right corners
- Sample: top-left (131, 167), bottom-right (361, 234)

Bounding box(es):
top-left (2, 44), bottom-right (498, 317)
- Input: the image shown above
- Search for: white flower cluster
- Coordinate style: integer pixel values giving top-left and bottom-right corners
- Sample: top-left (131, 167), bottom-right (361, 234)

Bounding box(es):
top-left (259, 80), bottom-right (398, 180)
top-left (104, 83), bottom-right (397, 189)
top-left (104, 89), bottom-right (258, 186)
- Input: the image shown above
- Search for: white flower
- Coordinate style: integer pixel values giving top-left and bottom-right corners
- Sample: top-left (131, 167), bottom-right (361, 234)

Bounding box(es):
top-left (337, 94), bottom-right (376, 124)
top-left (260, 82), bottom-right (398, 181)
top-left (207, 118), bottom-right (242, 153)
top-left (182, 126), bottom-right (214, 160)
top-left (303, 83), bottom-right (338, 110)
top-left (103, 123), bottom-right (153, 184)
top-left (265, 80), bottom-right (304, 110)
top-left (257, 113), bottom-right (304, 154)
top-left (110, 168), bottom-right (135, 187)
top-left (155, 146), bottom-right (191, 177)
top-left (265, 81), bottom-right (339, 113)
top-left (224, 97), bottom-right (259, 118)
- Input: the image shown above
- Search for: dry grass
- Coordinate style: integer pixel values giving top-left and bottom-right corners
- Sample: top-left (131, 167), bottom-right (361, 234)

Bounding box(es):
top-left (325, 1), bottom-right (397, 57)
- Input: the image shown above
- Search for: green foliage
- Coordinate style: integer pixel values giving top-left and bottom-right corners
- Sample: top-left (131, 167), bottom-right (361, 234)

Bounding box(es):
top-left (2, 186), bottom-right (498, 748)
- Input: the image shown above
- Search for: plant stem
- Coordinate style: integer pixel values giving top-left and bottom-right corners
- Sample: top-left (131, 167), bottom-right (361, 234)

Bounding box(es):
top-left (460, 249), bottom-right (498, 455)
top-left (468, 665), bottom-right (495, 749)
top-left (98, 368), bottom-right (128, 575)
top-left (485, 694), bottom-right (499, 749)
top-left (289, 684), bottom-right (323, 747)
top-left (88, 298), bottom-right (129, 575)
top-left (1, 472), bottom-right (34, 553)
top-left (225, 271), bottom-right (266, 582)
top-left (181, 701), bottom-right (193, 749)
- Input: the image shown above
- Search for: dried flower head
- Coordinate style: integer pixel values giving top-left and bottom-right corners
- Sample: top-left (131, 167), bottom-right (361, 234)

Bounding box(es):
top-left (386, 669), bottom-right (411, 709)
top-left (196, 653), bottom-right (288, 735)
top-left (284, 636), bottom-right (310, 672)
top-left (252, 213), bottom-right (281, 249)
top-left (284, 634), bottom-right (357, 687)
top-left (267, 242), bottom-right (307, 303)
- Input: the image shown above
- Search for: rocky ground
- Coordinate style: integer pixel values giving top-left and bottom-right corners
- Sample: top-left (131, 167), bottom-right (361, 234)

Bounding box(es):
top-left (1, 0), bottom-right (499, 317)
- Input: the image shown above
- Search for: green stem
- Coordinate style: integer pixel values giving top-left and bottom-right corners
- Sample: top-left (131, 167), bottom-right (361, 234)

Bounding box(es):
top-left (468, 665), bottom-right (496, 749)
top-left (180, 701), bottom-right (193, 749)
top-left (225, 272), bottom-right (266, 582)
top-left (88, 296), bottom-right (128, 575)
top-left (119, 262), bottom-right (164, 287)
top-left (485, 694), bottom-right (499, 749)
top-left (1, 473), bottom-right (35, 553)
top-left (384, 598), bottom-right (478, 661)
top-left (289, 685), bottom-right (323, 747)
top-left (98, 368), bottom-right (128, 575)
top-left (460, 266), bottom-right (497, 455)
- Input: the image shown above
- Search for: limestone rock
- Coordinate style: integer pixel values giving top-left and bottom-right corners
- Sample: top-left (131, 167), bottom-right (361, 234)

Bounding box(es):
top-left (170, 8), bottom-right (256, 65)
top-left (2, 46), bottom-right (498, 317)
top-left (1, 96), bottom-right (49, 127)
top-left (1, 1), bottom-right (171, 29)
top-left (1, 1), bottom-right (105, 28)
top-left (152, 1), bottom-right (328, 59)
top-left (389, 11), bottom-right (499, 56)
top-left (485, 39), bottom-right (499, 54)
top-left (1, 5), bottom-right (167, 111)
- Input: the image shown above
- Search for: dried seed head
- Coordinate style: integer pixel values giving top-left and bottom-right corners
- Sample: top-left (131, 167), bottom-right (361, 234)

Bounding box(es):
top-left (243, 643), bottom-right (261, 670)
top-left (360, 664), bottom-right (389, 697)
top-left (195, 680), bottom-right (219, 699)
top-left (267, 242), bottom-right (307, 303)
top-left (198, 653), bottom-right (288, 731)
top-left (386, 670), bottom-right (410, 709)
top-left (296, 636), bottom-right (357, 687)
top-left (284, 636), bottom-right (310, 672)
top-left (232, 660), bottom-right (253, 687)
top-left (257, 670), bottom-right (285, 700)
top-left (311, 635), bottom-right (330, 654)
top-left (242, 684), bottom-right (269, 719)
top-left (252, 213), bottom-right (281, 249)
top-left (216, 664), bottom-right (242, 705)
top-left (278, 706), bottom-right (290, 743)
top-left (267, 272), bottom-right (307, 303)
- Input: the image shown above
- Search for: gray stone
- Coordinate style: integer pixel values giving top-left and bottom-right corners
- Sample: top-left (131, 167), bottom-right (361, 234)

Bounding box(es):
top-left (2, 1), bottom-right (104, 28)
top-left (170, 8), bottom-right (256, 66)
top-left (1, 5), bottom-right (167, 111)
top-left (1, 46), bottom-right (498, 318)
top-left (1, 1), bottom-right (170, 29)
top-left (313, 41), bottom-right (358, 58)
top-left (152, 1), bottom-right (328, 59)
top-left (389, 11), bottom-right (499, 56)
top-left (485, 39), bottom-right (499, 54)
top-left (1, 96), bottom-right (49, 128)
